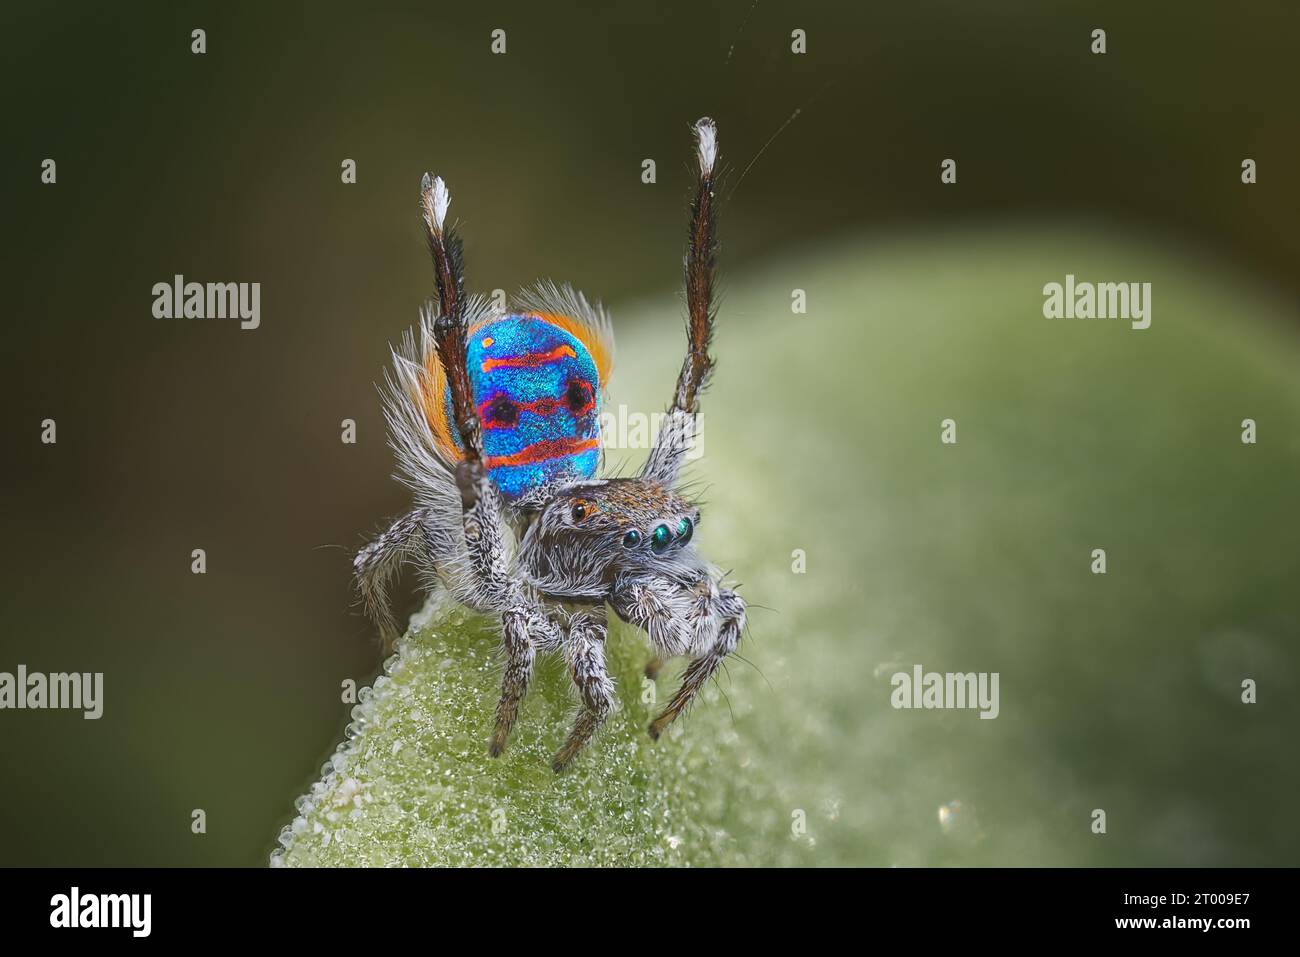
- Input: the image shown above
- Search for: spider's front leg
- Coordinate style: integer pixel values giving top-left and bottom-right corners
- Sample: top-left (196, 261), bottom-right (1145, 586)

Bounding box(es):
top-left (552, 607), bottom-right (613, 772)
top-left (612, 571), bottom-right (745, 739)
top-left (648, 584), bottom-right (745, 740)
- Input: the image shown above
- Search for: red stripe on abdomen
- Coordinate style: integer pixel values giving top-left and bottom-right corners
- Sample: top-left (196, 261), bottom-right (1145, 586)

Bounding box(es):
top-left (483, 436), bottom-right (599, 469)
top-left (480, 344), bottom-right (577, 373)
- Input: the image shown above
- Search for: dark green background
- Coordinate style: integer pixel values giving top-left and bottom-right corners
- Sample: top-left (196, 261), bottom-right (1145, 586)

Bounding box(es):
top-left (2, 1), bottom-right (1296, 865)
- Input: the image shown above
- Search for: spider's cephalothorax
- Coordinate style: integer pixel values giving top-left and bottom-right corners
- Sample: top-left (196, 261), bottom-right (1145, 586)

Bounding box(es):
top-left (355, 117), bottom-right (744, 771)
top-left (519, 478), bottom-right (704, 600)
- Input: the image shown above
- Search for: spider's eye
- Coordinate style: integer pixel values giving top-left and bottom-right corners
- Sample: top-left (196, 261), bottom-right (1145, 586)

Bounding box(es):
top-left (622, 530), bottom-right (641, 548)
top-left (565, 379), bottom-right (593, 415)
top-left (651, 524), bottom-right (672, 553)
top-left (488, 397), bottom-right (518, 426)
top-left (571, 503), bottom-right (587, 521)
top-left (676, 517), bottom-right (693, 545)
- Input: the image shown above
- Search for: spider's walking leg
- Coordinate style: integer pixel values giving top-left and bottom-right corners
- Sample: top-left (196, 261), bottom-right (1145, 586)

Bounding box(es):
top-left (643, 116), bottom-right (719, 486)
top-left (457, 420), bottom-right (561, 756)
top-left (354, 508), bottom-right (432, 646)
top-left (489, 607), bottom-right (536, 756)
top-left (419, 171), bottom-right (500, 591)
top-left (553, 608), bottom-right (613, 772)
top-left (649, 587), bottom-right (745, 740)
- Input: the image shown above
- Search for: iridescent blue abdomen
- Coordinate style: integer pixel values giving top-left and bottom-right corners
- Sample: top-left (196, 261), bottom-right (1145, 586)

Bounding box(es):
top-left (452, 314), bottom-right (603, 499)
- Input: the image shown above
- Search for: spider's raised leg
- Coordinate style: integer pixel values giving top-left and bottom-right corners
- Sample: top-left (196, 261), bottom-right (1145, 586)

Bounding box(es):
top-left (420, 172), bottom-right (482, 476)
top-left (643, 117), bottom-right (719, 487)
top-left (552, 608), bottom-right (614, 772)
top-left (419, 172), bottom-right (551, 756)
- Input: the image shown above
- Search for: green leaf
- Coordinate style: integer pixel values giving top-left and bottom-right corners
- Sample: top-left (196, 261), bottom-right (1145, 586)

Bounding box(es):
top-left (272, 603), bottom-right (770, 866)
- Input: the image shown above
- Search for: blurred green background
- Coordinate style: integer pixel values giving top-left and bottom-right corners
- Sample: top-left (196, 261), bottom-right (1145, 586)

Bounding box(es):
top-left (3, 1), bottom-right (1297, 866)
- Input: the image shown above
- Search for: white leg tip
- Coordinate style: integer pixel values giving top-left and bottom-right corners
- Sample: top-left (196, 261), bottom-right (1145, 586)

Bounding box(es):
top-left (421, 173), bottom-right (451, 231)
top-left (694, 117), bottom-right (717, 175)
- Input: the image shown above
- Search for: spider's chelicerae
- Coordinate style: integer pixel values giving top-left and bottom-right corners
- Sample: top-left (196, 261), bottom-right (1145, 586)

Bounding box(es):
top-left (354, 117), bottom-right (745, 772)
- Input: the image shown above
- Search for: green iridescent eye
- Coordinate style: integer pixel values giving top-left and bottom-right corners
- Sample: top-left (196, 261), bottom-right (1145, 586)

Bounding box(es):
top-left (622, 530), bottom-right (641, 548)
top-left (676, 517), bottom-right (693, 545)
top-left (650, 524), bottom-right (672, 553)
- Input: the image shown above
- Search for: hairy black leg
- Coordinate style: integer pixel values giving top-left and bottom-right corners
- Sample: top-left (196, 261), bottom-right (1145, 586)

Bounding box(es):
top-left (416, 173), bottom-right (561, 757)
top-left (489, 609), bottom-right (533, 756)
top-left (643, 117), bottom-right (720, 486)
top-left (353, 508), bottom-right (434, 646)
top-left (418, 173), bottom-right (482, 468)
top-left (553, 610), bottom-right (613, 772)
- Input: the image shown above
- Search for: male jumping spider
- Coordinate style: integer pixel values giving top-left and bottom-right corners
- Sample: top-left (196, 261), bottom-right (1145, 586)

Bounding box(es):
top-left (354, 117), bottom-right (745, 772)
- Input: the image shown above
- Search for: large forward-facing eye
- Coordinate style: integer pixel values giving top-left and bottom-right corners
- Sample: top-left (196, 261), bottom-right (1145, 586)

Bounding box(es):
top-left (650, 523), bottom-right (672, 554)
top-left (564, 379), bottom-right (594, 415)
top-left (487, 397), bottom-right (518, 426)
top-left (675, 517), bottom-right (694, 545)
